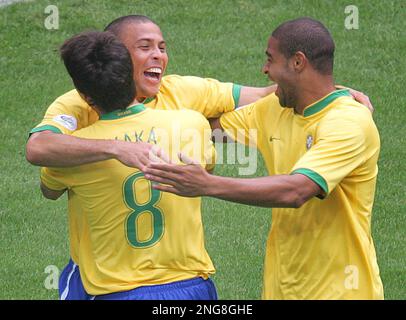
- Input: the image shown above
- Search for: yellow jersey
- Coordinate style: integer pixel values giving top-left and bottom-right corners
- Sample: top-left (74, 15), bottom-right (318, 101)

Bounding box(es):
top-left (220, 90), bottom-right (383, 299)
top-left (31, 74), bottom-right (240, 135)
top-left (41, 104), bottom-right (216, 295)
top-left (32, 74), bottom-right (238, 264)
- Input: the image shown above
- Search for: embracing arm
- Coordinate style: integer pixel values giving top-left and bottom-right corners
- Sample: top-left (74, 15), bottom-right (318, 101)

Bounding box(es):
top-left (238, 85), bottom-right (277, 107)
top-left (237, 84), bottom-right (373, 111)
top-left (145, 160), bottom-right (321, 208)
top-left (26, 131), bottom-right (154, 170)
top-left (204, 173), bottom-right (321, 208)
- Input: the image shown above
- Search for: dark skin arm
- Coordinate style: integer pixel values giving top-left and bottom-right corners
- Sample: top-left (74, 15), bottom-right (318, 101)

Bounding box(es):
top-left (144, 154), bottom-right (322, 208)
top-left (240, 85), bottom-right (373, 111)
top-left (210, 86), bottom-right (374, 137)
top-left (26, 131), bottom-right (155, 171)
top-left (238, 85), bottom-right (277, 106)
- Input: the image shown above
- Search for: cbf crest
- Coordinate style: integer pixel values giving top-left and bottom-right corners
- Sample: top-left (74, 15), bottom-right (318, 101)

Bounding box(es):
top-left (306, 135), bottom-right (313, 150)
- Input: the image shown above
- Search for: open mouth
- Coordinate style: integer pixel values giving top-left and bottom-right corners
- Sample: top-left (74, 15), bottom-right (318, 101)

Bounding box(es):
top-left (144, 67), bottom-right (162, 81)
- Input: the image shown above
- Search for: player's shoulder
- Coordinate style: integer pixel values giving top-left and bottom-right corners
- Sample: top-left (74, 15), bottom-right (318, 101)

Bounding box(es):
top-left (321, 97), bottom-right (378, 139)
top-left (45, 89), bottom-right (94, 131)
top-left (48, 89), bottom-right (91, 115)
top-left (162, 74), bottom-right (202, 83)
top-left (161, 74), bottom-right (214, 90)
top-left (327, 96), bottom-right (375, 125)
top-left (161, 74), bottom-right (184, 88)
top-left (53, 89), bottom-right (88, 107)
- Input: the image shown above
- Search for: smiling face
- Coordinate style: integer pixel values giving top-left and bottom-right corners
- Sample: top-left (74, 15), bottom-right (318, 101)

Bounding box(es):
top-left (262, 37), bottom-right (298, 108)
top-left (117, 22), bottom-right (168, 100)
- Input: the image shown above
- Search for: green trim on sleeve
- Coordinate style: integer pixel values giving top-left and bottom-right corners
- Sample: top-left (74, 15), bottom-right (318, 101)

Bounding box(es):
top-left (29, 125), bottom-right (63, 136)
top-left (232, 84), bottom-right (242, 109)
top-left (291, 168), bottom-right (329, 196)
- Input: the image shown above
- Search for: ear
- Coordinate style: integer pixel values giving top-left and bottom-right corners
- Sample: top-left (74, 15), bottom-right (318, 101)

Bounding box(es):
top-left (292, 51), bottom-right (306, 72)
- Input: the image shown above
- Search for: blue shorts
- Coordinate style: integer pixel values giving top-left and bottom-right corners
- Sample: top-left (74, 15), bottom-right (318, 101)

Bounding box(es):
top-left (95, 276), bottom-right (218, 300)
top-left (59, 259), bottom-right (217, 300)
top-left (59, 259), bottom-right (94, 300)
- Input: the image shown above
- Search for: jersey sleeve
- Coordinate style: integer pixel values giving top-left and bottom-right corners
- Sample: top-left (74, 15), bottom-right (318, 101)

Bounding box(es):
top-left (291, 115), bottom-right (370, 197)
top-left (219, 102), bottom-right (259, 147)
top-left (169, 75), bottom-right (240, 118)
top-left (201, 118), bottom-right (217, 171)
top-left (30, 90), bottom-right (98, 136)
top-left (177, 111), bottom-right (217, 171)
top-left (40, 167), bottom-right (70, 191)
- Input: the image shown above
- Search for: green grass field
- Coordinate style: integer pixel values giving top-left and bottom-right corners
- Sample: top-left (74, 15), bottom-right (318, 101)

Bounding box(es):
top-left (0, 0), bottom-right (404, 299)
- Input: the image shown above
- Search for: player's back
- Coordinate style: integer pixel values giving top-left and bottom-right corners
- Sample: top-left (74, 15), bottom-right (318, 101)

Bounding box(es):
top-left (52, 105), bottom-right (215, 295)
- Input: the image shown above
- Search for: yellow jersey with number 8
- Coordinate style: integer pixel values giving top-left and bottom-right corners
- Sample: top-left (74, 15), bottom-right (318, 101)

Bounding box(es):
top-left (41, 104), bottom-right (216, 295)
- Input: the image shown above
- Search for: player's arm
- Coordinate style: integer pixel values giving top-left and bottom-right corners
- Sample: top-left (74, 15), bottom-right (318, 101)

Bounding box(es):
top-left (238, 85), bottom-right (374, 110)
top-left (40, 181), bottom-right (66, 200)
top-left (238, 85), bottom-right (277, 107)
top-left (26, 131), bottom-right (154, 170)
top-left (206, 173), bottom-right (321, 208)
top-left (26, 90), bottom-right (157, 170)
top-left (210, 87), bottom-right (374, 142)
top-left (144, 159), bottom-right (321, 208)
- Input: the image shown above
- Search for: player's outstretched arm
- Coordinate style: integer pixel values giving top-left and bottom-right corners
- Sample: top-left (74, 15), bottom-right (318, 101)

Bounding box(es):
top-left (144, 154), bottom-right (321, 208)
top-left (218, 84), bottom-right (373, 118)
top-left (239, 84), bottom-right (374, 111)
top-left (26, 131), bottom-right (154, 171)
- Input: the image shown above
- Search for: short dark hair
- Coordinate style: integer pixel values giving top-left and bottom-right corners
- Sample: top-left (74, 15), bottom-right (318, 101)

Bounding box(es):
top-left (104, 15), bottom-right (157, 37)
top-left (60, 31), bottom-right (135, 113)
top-left (272, 17), bottom-right (335, 75)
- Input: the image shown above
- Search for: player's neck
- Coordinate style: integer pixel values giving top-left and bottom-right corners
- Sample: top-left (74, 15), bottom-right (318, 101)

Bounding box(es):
top-left (294, 75), bottom-right (336, 115)
top-left (129, 98), bottom-right (142, 106)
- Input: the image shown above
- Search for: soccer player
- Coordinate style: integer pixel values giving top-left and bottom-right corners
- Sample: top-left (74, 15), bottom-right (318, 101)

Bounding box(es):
top-left (144, 18), bottom-right (384, 299)
top-left (41, 31), bottom-right (218, 299)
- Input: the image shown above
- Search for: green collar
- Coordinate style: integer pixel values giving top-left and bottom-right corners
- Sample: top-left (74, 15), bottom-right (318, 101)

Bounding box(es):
top-left (303, 89), bottom-right (351, 117)
top-left (99, 104), bottom-right (146, 120)
top-left (143, 97), bottom-right (155, 104)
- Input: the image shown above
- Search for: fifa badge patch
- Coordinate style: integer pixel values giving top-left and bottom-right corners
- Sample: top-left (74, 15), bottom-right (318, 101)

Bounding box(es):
top-left (306, 135), bottom-right (313, 150)
top-left (53, 114), bottom-right (78, 131)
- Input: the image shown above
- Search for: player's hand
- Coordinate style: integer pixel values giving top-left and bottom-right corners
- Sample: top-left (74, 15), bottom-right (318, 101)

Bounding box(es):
top-left (113, 141), bottom-right (166, 172)
top-left (336, 85), bottom-right (374, 113)
top-left (144, 153), bottom-right (210, 197)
